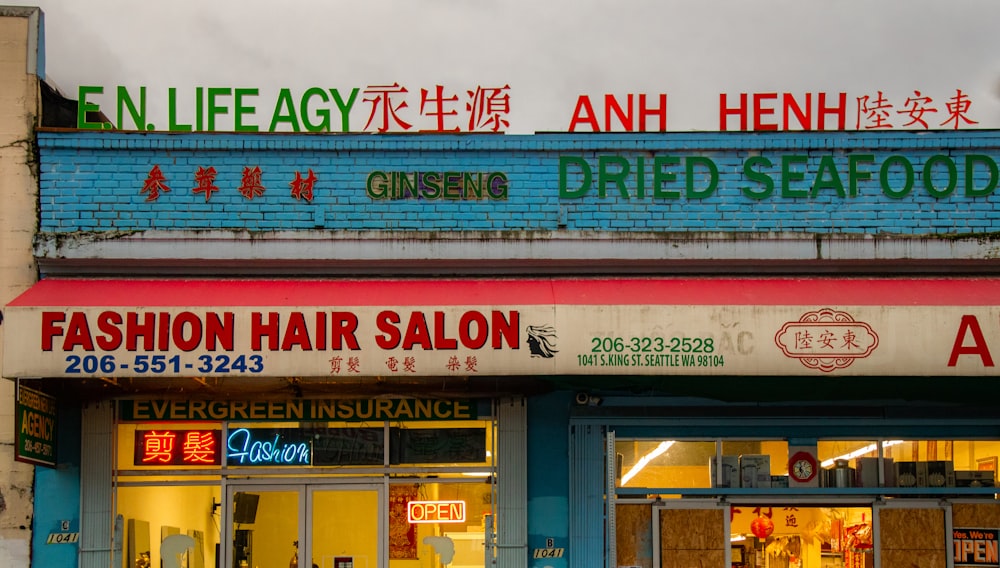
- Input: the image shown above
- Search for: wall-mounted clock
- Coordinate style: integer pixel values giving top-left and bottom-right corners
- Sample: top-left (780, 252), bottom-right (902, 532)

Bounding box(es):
top-left (788, 451), bottom-right (818, 483)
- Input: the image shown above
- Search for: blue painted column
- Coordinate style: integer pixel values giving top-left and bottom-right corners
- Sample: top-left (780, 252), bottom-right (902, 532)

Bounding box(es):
top-left (31, 403), bottom-right (81, 567)
top-left (527, 392), bottom-right (572, 568)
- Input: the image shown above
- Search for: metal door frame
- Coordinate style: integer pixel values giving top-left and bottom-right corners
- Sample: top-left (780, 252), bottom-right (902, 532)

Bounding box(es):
top-left (221, 478), bottom-right (386, 568)
top-left (651, 499), bottom-right (731, 568)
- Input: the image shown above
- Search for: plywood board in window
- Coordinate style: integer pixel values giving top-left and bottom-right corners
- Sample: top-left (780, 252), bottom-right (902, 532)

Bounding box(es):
top-left (953, 502), bottom-right (1000, 527)
top-left (879, 508), bottom-right (944, 550)
top-left (616, 504), bottom-right (652, 568)
top-left (659, 508), bottom-right (724, 551)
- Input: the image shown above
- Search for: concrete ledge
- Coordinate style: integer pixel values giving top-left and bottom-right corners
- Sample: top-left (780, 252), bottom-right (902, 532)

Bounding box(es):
top-left (34, 230), bottom-right (1000, 275)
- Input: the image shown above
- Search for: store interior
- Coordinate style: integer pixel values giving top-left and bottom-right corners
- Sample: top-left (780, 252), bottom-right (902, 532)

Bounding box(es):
top-left (115, 421), bottom-right (494, 568)
top-left (728, 506), bottom-right (871, 568)
top-left (616, 438), bottom-right (1000, 568)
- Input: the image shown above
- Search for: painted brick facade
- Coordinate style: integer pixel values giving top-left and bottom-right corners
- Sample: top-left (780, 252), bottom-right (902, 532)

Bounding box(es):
top-left (37, 130), bottom-right (1000, 236)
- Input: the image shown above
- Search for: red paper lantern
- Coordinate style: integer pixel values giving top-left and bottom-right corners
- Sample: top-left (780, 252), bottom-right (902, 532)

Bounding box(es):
top-left (750, 515), bottom-right (775, 539)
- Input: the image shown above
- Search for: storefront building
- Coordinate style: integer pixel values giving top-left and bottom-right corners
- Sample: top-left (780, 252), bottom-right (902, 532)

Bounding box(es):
top-left (6, 116), bottom-right (1000, 568)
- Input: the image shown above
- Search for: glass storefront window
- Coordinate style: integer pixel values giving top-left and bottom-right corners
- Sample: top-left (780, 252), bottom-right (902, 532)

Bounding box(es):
top-left (616, 438), bottom-right (1000, 492)
top-left (817, 441), bottom-right (880, 468)
top-left (614, 438), bottom-right (1000, 568)
top-left (884, 439), bottom-right (1000, 472)
top-left (618, 502), bottom-right (875, 568)
top-left (819, 439), bottom-right (1000, 488)
top-left (114, 416), bottom-right (496, 568)
top-left (391, 421), bottom-right (493, 468)
top-left (729, 505), bottom-right (872, 568)
top-left (388, 481), bottom-right (493, 568)
top-left (119, 484), bottom-right (222, 568)
top-left (615, 440), bottom-right (790, 490)
top-left (617, 440), bottom-right (712, 488)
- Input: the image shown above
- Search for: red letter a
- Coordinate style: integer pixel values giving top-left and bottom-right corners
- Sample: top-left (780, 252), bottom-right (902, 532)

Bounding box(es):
top-left (948, 315), bottom-right (995, 367)
top-left (568, 96), bottom-right (600, 132)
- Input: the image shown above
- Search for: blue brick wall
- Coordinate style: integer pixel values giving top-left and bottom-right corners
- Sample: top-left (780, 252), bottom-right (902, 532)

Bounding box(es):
top-left (36, 130), bottom-right (1000, 235)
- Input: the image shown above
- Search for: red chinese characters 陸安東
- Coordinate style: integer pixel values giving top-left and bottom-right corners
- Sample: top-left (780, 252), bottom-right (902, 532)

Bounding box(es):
top-left (940, 88), bottom-right (979, 129)
top-left (897, 90), bottom-right (937, 129)
top-left (775, 309), bottom-right (879, 372)
top-left (856, 91), bottom-right (893, 129)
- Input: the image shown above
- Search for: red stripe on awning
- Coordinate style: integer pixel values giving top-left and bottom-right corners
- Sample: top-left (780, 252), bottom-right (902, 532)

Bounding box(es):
top-left (6, 277), bottom-right (1000, 307)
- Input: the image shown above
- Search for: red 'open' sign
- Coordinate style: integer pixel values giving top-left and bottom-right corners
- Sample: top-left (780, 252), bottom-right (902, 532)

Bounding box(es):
top-left (407, 500), bottom-right (466, 523)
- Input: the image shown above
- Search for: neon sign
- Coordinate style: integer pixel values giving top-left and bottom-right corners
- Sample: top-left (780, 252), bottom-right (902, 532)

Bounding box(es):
top-left (134, 430), bottom-right (221, 466)
top-left (407, 500), bottom-right (466, 523)
top-left (226, 428), bottom-right (311, 466)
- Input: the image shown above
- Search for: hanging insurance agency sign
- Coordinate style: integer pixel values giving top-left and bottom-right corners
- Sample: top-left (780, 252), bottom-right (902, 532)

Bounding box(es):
top-left (15, 385), bottom-right (57, 468)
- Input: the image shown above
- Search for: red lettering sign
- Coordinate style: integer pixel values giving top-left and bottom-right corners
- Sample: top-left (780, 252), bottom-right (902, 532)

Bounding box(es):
top-left (720, 92), bottom-right (848, 131)
top-left (134, 430), bottom-right (221, 466)
top-left (375, 310), bottom-right (519, 350)
top-left (42, 311), bottom-right (236, 352)
top-left (249, 311), bottom-right (361, 352)
top-left (568, 93), bottom-right (668, 132)
top-left (948, 315), bottom-right (995, 367)
top-left (407, 500), bottom-right (466, 523)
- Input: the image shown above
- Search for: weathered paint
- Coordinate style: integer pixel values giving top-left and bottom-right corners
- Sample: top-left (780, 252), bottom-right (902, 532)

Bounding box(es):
top-left (0, 7), bottom-right (43, 568)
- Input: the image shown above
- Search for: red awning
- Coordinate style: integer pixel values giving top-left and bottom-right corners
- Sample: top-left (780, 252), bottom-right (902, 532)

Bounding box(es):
top-left (8, 276), bottom-right (1000, 307)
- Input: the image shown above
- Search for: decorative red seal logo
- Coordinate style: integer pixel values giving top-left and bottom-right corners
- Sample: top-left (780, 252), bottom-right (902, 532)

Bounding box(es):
top-left (774, 308), bottom-right (879, 372)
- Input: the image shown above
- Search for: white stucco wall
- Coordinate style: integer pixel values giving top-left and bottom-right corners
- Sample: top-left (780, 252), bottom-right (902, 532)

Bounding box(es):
top-left (0, 6), bottom-right (41, 568)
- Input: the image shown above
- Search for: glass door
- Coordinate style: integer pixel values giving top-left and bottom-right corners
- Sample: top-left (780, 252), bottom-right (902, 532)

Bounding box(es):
top-left (307, 484), bottom-right (385, 568)
top-left (226, 485), bottom-right (303, 568)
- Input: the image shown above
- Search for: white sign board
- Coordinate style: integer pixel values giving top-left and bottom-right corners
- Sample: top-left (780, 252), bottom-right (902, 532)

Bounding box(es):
top-left (5, 279), bottom-right (1000, 377)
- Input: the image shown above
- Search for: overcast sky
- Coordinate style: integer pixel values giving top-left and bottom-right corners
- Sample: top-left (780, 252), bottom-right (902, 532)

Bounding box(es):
top-left (8, 0), bottom-right (1000, 132)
